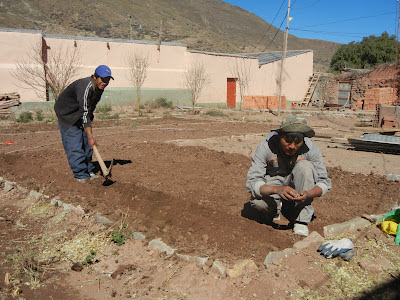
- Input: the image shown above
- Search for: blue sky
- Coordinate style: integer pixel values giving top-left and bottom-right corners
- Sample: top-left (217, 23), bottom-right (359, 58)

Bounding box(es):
top-left (223, 0), bottom-right (399, 44)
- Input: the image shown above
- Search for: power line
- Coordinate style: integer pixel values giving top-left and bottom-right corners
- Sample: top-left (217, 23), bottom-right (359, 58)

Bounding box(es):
top-left (295, 12), bottom-right (395, 29)
top-left (291, 28), bottom-right (386, 39)
top-left (261, 0), bottom-right (298, 52)
top-left (257, 0), bottom-right (286, 45)
top-left (292, 0), bottom-right (321, 10)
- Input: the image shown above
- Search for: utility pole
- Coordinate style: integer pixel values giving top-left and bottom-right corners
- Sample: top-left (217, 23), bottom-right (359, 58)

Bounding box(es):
top-left (278, 0), bottom-right (291, 116)
top-left (396, 0), bottom-right (400, 68)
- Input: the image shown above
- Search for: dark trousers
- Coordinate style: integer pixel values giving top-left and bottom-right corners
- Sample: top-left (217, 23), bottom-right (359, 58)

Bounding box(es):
top-left (59, 123), bottom-right (94, 179)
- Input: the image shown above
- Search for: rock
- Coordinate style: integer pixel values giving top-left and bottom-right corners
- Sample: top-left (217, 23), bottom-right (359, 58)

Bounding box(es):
top-left (324, 217), bottom-right (371, 237)
top-left (132, 232), bottom-right (146, 240)
top-left (73, 205), bottom-right (85, 215)
top-left (4, 181), bottom-right (15, 192)
top-left (94, 214), bottom-right (113, 225)
top-left (264, 250), bottom-right (292, 267)
top-left (210, 260), bottom-right (227, 277)
top-left (227, 259), bottom-right (258, 278)
top-left (358, 258), bottom-right (392, 273)
top-left (293, 231), bottom-right (324, 249)
top-left (16, 185), bottom-right (28, 193)
top-left (361, 213), bottom-right (385, 224)
top-left (29, 190), bottom-right (43, 199)
top-left (148, 238), bottom-right (175, 255)
top-left (51, 197), bottom-right (63, 207)
top-left (62, 203), bottom-right (72, 211)
top-left (176, 253), bottom-right (208, 267)
top-left (71, 262), bottom-right (84, 272)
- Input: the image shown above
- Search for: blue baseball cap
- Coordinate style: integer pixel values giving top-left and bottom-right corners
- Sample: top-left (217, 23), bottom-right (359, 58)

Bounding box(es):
top-left (94, 65), bottom-right (114, 80)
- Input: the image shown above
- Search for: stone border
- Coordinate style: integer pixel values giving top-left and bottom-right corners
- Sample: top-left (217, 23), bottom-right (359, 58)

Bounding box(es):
top-left (0, 176), bottom-right (378, 278)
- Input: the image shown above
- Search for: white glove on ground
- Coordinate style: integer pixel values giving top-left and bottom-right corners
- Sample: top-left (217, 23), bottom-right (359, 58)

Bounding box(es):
top-left (317, 238), bottom-right (354, 259)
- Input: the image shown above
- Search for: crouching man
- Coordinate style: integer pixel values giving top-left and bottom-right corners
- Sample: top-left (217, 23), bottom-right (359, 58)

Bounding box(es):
top-left (245, 115), bottom-right (331, 236)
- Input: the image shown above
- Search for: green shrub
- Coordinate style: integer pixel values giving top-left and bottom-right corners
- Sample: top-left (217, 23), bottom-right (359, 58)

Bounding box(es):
top-left (110, 229), bottom-right (127, 245)
top-left (16, 111), bottom-right (33, 123)
top-left (155, 97), bottom-right (173, 109)
top-left (82, 249), bottom-right (97, 265)
top-left (35, 110), bottom-right (44, 121)
top-left (205, 110), bottom-right (224, 117)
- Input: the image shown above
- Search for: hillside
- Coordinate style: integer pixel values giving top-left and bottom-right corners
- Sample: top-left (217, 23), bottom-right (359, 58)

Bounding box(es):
top-left (0, 0), bottom-right (341, 71)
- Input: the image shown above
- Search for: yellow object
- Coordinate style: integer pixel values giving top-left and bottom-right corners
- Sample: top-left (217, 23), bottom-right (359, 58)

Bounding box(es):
top-left (381, 220), bottom-right (399, 235)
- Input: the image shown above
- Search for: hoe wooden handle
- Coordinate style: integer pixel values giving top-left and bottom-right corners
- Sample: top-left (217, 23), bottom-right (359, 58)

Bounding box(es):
top-left (93, 145), bottom-right (109, 176)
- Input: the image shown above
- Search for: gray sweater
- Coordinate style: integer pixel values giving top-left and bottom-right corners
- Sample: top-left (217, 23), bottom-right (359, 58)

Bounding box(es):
top-left (246, 132), bottom-right (331, 198)
top-left (54, 77), bottom-right (103, 130)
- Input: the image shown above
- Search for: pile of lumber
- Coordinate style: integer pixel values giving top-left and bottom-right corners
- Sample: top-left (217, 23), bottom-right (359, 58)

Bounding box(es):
top-left (0, 92), bottom-right (21, 114)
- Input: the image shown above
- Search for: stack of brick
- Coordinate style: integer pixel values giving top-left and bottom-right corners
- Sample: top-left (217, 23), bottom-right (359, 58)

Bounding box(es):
top-left (243, 96), bottom-right (287, 110)
top-left (355, 87), bottom-right (397, 111)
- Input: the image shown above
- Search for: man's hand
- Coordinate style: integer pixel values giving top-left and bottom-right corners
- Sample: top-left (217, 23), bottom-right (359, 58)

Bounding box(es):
top-left (293, 190), bottom-right (309, 202)
top-left (84, 126), bottom-right (96, 149)
top-left (276, 186), bottom-right (301, 201)
top-left (88, 137), bottom-right (96, 149)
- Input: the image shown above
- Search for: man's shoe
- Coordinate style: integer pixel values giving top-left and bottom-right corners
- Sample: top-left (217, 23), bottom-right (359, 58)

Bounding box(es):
top-left (264, 212), bottom-right (280, 224)
top-left (293, 223), bottom-right (309, 236)
top-left (76, 178), bottom-right (87, 183)
top-left (89, 172), bottom-right (99, 180)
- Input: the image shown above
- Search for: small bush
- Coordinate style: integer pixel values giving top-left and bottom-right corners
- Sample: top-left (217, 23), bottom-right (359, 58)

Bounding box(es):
top-left (205, 110), bottom-right (224, 117)
top-left (155, 97), bottom-right (174, 109)
top-left (95, 103), bottom-right (112, 113)
top-left (110, 229), bottom-right (127, 245)
top-left (98, 112), bottom-right (120, 120)
top-left (16, 111), bottom-right (33, 123)
top-left (82, 249), bottom-right (97, 265)
top-left (35, 110), bottom-right (44, 121)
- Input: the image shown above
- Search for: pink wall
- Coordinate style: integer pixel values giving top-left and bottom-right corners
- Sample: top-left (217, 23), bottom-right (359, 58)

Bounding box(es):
top-left (0, 28), bottom-right (313, 106)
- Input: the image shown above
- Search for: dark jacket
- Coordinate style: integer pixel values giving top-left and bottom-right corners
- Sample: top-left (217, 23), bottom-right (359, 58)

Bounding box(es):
top-left (54, 77), bottom-right (103, 130)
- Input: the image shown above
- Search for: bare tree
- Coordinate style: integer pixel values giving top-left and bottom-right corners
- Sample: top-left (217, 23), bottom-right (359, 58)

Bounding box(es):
top-left (11, 38), bottom-right (80, 101)
top-left (126, 51), bottom-right (150, 116)
top-left (229, 57), bottom-right (251, 110)
top-left (184, 60), bottom-right (210, 112)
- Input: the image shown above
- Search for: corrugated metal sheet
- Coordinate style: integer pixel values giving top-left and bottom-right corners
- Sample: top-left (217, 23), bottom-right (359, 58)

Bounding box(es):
top-left (348, 134), bottom-right (400, 154)
top-left (243, 50), bottom-right (312, 66)
top-left (189, 49), bottom-right (312, 66)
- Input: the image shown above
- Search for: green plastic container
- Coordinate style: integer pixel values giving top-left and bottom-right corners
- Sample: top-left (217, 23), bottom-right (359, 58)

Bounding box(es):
top-left (382, 208), bottom-right (400, 245)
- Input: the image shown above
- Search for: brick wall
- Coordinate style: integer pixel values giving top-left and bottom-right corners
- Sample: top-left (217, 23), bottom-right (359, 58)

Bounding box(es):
top-left (356, 87), bottom-right (397, 110)
top-left (243, 96), bottom-right (287, 110)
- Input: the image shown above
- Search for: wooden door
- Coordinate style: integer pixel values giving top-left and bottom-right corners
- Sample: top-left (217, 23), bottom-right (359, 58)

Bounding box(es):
top-left (227, 78), bottom-right (236, 108)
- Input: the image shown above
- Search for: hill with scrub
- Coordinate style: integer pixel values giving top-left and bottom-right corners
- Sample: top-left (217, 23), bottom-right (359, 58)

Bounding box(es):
top-left (0, 0), bottom-right (341, 71)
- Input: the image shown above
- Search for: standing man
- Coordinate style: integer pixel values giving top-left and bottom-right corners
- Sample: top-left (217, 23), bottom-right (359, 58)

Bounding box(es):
top-left (246, 115), bottom-right (331, 236)
top-left (55, 65), bottom-right (114, 182)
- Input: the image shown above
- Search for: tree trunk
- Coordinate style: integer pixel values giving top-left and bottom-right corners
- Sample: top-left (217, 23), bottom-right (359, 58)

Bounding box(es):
top-left (137, 88), bottom-right (141, 116)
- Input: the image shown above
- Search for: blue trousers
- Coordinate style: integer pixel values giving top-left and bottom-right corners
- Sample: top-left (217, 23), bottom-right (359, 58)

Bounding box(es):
top-left (59, 123), bottom-right (94, 179)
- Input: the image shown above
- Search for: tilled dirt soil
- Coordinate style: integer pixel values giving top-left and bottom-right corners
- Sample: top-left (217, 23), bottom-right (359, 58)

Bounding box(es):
top-left (0, 110), bottom-right (399, 299)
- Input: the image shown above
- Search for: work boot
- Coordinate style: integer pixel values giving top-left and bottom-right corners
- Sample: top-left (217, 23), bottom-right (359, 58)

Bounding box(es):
top-left (90, 172), bottom-right (99, 180)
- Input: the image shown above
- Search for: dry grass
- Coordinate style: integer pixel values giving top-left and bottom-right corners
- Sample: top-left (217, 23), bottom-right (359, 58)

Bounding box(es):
top-left (292, 232), bottom-right (400, 299)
